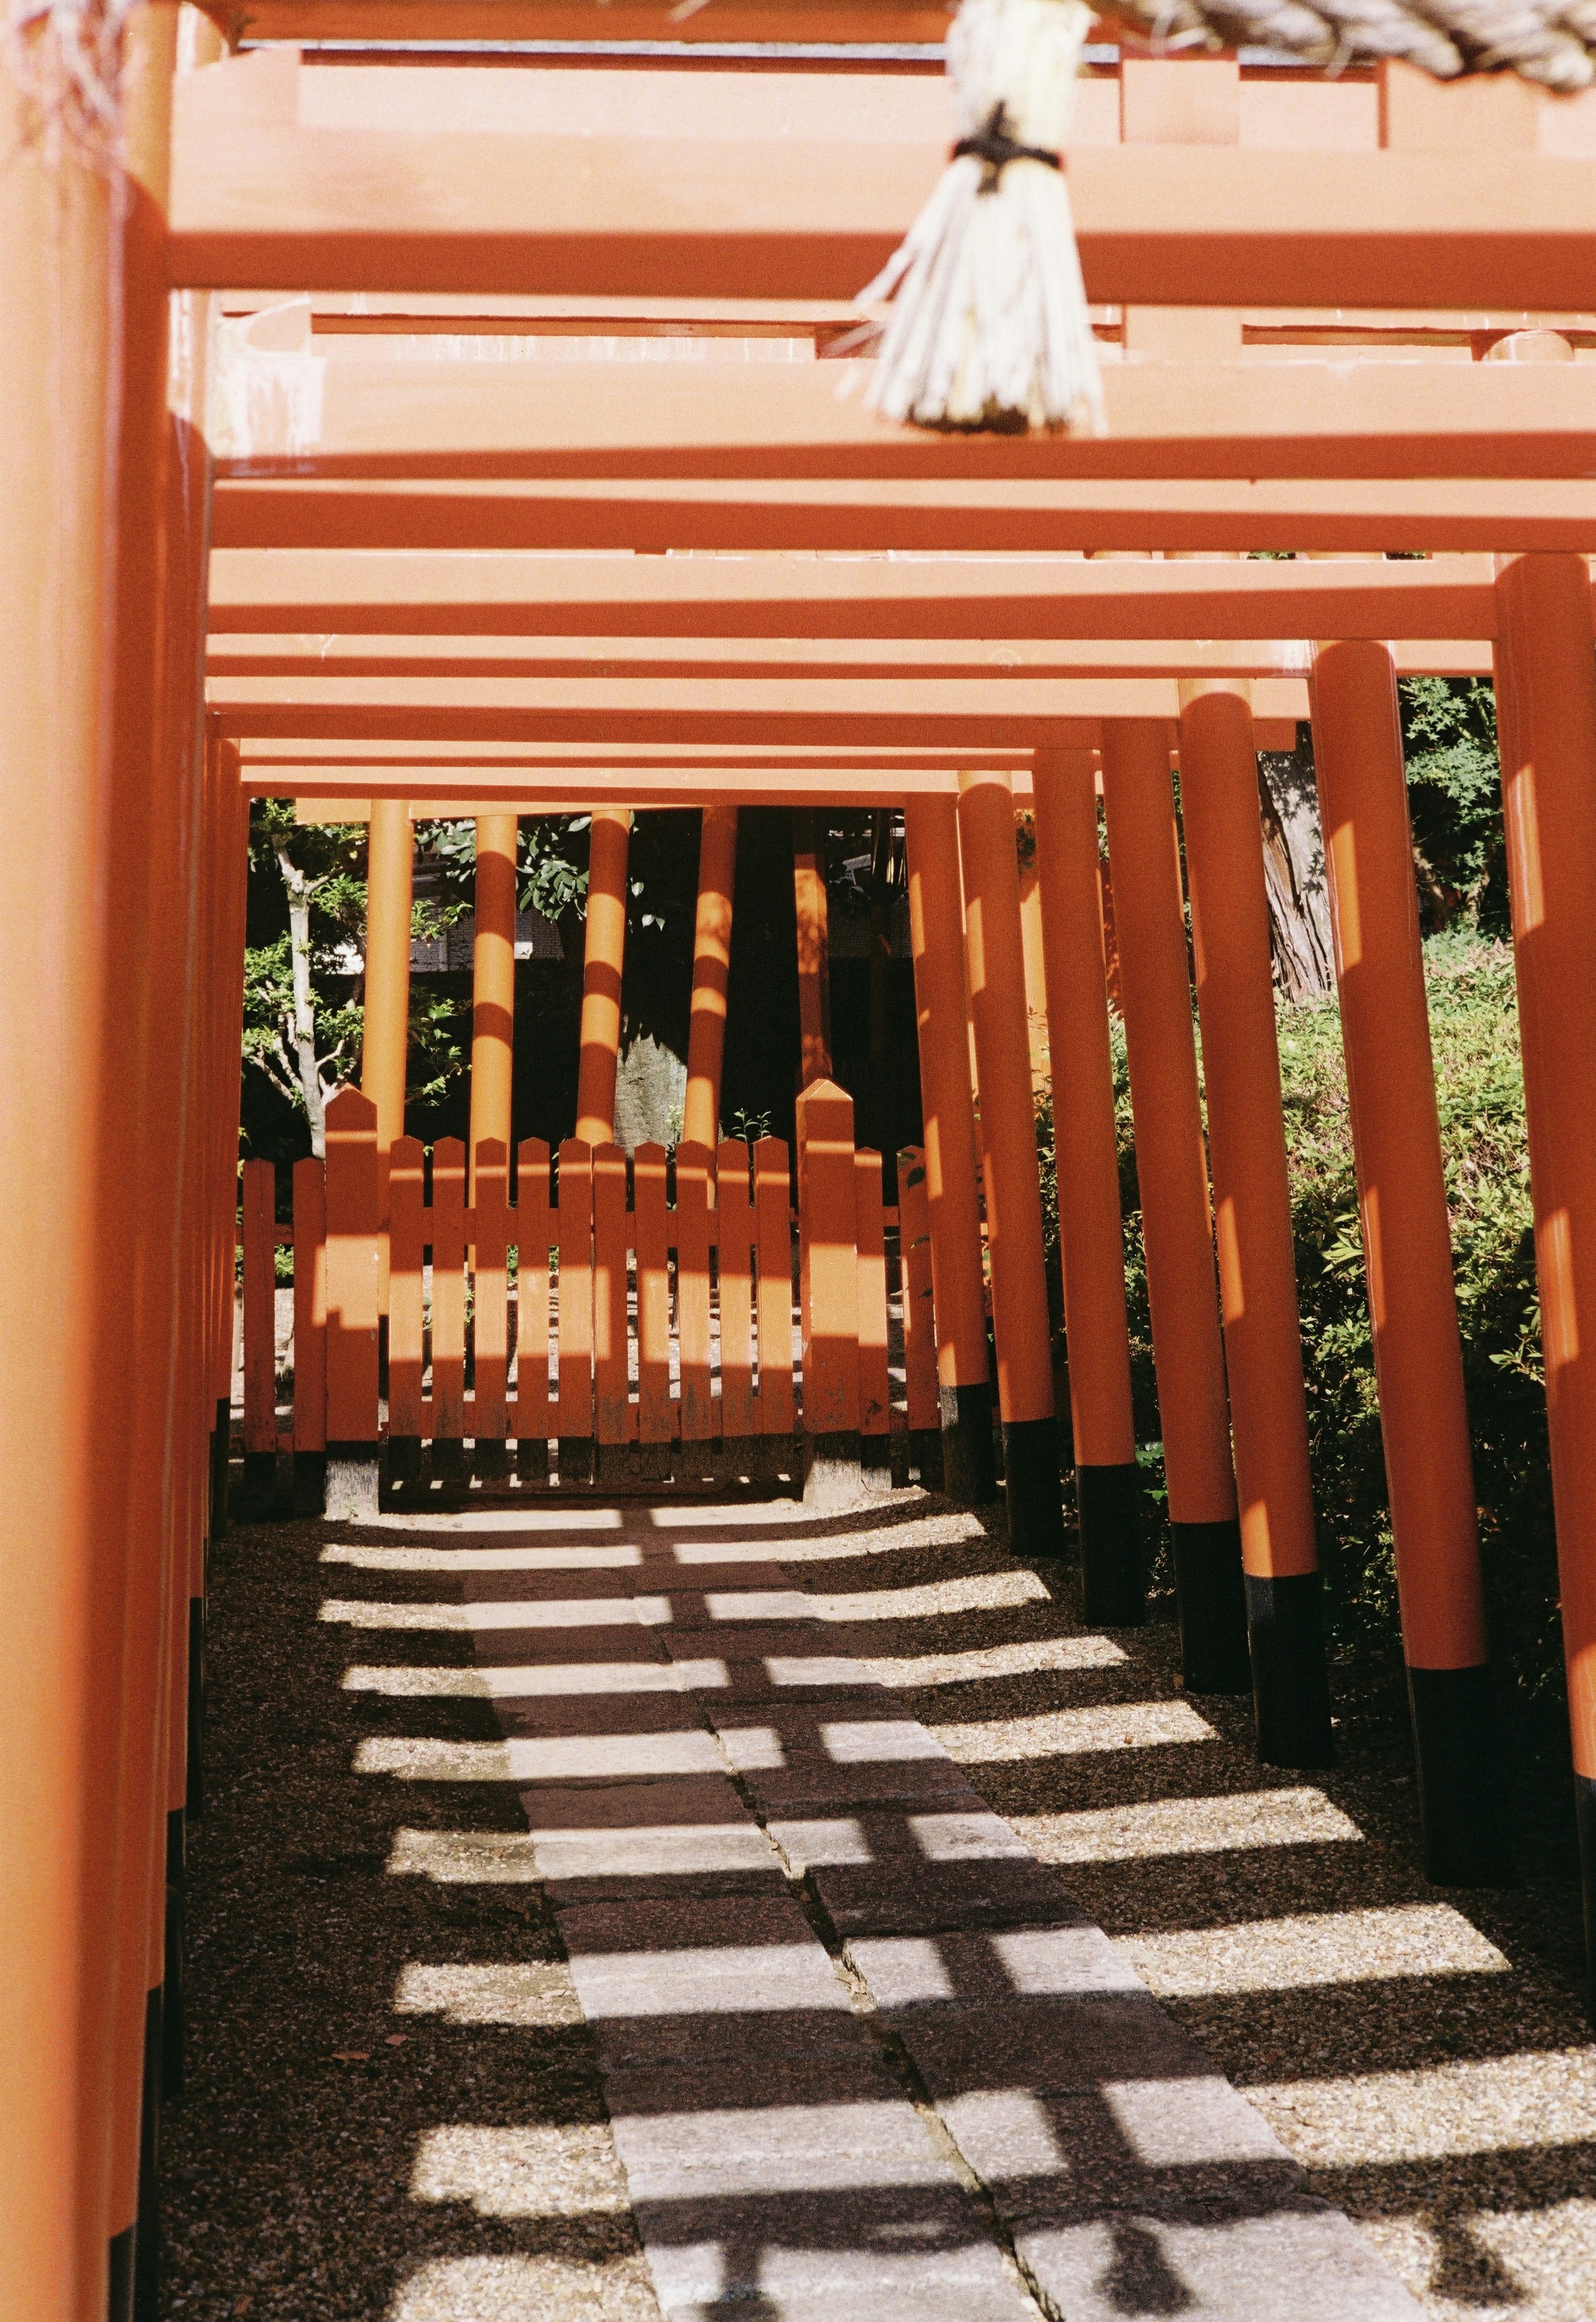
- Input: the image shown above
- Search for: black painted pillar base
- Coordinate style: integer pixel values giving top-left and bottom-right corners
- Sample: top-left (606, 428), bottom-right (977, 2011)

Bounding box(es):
top-left (164, 1808), bottom-right (185, 2098)
top-left (518, 1435), bottom-right (551, 1486)
top-left (909, 1426), bottom-right (944, 1493)
top-left (939, 1381), bottom-right (996, 1506)
top-left (108, 2226), bottom-right (135, 2322)
top-left (1173, 1519), bottom-right (1251, 1693)
top-left (134, 1985), bottom-right (162, 2321)
top-left (1078, 1463), bottom-right (1145, 1627)
top-left (803, 1428), bottom-right (863, 1511)
top-left (1406, 1662), bottom-right (1512, 1886)
top-left (209, 1397), bottom-right (230, 1543)
top-left (385, 1434), bottom-right (422, 1489)
top-left (292, 1448), bottom-right (328, 1514)
top-left (594, 1440), bottom-right (631, 1491)
top-left (240, 1449), bottom-right (276, 1515)
top-left (1577, 1775), bottom-right (1596, 2028)
top-left (861, 1433), bottom-right (893, 1494)
top-left (557, 1435), bottom-right (595, 1487)
top-left (1245, 1569), bottom-right (1334, 1767)
top-left (186, 1597), bottom-right (205, 1820)
top-left (1002, 1416), bottom-right (1066, 1560)
top-left (324, 1440), bottom-right (381, 1520)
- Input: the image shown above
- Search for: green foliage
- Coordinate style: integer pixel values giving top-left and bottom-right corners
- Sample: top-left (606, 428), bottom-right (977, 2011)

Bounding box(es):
top-left (1039, 934), bottom-right (1563, 1759)
top-left (1398, 677), bottom-right (1509, 935)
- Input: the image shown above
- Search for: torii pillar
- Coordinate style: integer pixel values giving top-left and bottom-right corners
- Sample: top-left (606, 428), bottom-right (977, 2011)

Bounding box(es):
top-left (469, 812), bottom-right (518, 1175)
top-left (575, 808), bottom-right (632, 1144)
top-left (683, 805), bottom-right (739, 1148)
top-left (362, 798), bottom-right (413, 1227)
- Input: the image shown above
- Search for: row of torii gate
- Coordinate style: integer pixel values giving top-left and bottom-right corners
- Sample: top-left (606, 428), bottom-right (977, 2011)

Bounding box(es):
top-left (10, 5), bottom-right (1596, 2316)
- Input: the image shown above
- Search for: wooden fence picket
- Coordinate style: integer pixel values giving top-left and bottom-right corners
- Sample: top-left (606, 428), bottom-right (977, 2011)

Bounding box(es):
top-left (593, 1142), bottom-right (631, 1482)
top-left (323, 1085), bottom-right (382, 1515)
top-left (897, 1146), bottom-right (942, 1465)
top-left (557, 1139), bottom-right (594, 1476)
top-left (676, 1141), bottom-right (715, 1456)
top-left (473, 1137), bottom-right (512, 1476)
top-left (241, 1158), bottom-right (277, 1472)
top-left (387, 1135), bottom-right (426, 1480)
top-left (855, 1147), bottom-right (891, 1456)
top-left (754, 1136), bottom-right (795, 1445)
top-left (717, 1139), bottom-right (756, 1448)
top-left (430, 1138), bottom-right (467, 1472)
top-left (514, 1138), bottom-right (553, 1475)
top-left (633, 1141), bottom-right (672, 1476)
top-left (291, 1156), bottom-right (328, 1514)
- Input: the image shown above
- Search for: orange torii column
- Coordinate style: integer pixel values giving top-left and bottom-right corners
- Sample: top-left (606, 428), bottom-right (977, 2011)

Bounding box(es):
top-left (683, 805), bottom-right (739, 1148)
top-left (1017, 840), bottom-right (1049, 1095)
top-left (904, 799), bottom-right (995, 1504)
top-left (957, 771), bottom-right (1065, 1557)
top-left (1031, 751), bottom-right (1143, 1622)
top-left (1178, 683), bottom-right (1334, 1754)
top-left (1494, 555), bottom-right (1596, 1980)
top-left (0, 14), bottom-right (128, 2315)
top-left (1312, 640), bottom-right (1507, 1882)
top-left (575, 808), bottom-right (632, 1143)
top-left (361, 798), bottom-right (413, 1224)
top-left (469, 813), bottom-right (518, 1175)
top-left (793, 808), bottom-right (833, 1086)
top-left (1100, 724), bottom-right (1256, 1709)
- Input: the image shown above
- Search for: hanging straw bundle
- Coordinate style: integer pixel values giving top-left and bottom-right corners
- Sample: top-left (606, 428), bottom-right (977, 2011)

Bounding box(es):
top-left (861, 0), bottom-right (1104, 434)
top-left (863, 0), bottom-right (1596, 434)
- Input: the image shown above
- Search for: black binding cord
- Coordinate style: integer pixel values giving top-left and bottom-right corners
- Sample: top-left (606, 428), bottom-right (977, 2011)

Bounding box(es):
top-left (952, 101), bottom-right (1062, 174)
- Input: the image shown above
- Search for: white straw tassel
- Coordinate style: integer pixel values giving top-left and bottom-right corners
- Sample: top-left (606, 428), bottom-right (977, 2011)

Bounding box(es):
top-left (860, 0), bottom-right (1104, 434)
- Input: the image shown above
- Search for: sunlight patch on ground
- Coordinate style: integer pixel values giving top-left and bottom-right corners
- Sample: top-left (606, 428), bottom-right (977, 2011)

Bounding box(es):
top-left (931, 1699), bottom-right (1216, 1762)
top-left (1243, 2050), bottom-right (1596, 2164)
top-left (322, 1541), bottom-right (644, 1571)
top-left (343, 1659), bottom-right (722, 1697)
top-left (1012, 1785), bottom-right (1363, 1864)
top-left (389, 2253), bottom-right (656, 2322)
top-left (810, 1569), bottom-right (1052, 1621)
top-left (868, 1634), bottom-right (1128, 1687)
top-left (410, 2124), bottom-right (630, 2216)
top-left (1128, 1904), bottom-right (1510, 1997)
top-left (387, 1828), bottom-right (541, 1882)
top-left (394, 1960), bottom-right (582, 2028)
top-left (355, 1731), bottom-right (727, 1781)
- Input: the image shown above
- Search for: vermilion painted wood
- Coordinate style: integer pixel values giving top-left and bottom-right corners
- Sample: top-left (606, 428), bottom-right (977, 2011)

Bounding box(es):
top-left (206, 547), bottom-right (1507, 641)
top-left (683, 807), bottom-right (739, 1148)
top-left (754, 1138), bottom-right (796, 1439)
top-left (1100, 726), bottom-right (1238, 1527)
top-left (472, 1136), bottom-right (512, 1445)
top-left (557, 1140), bottom-right (594, 1441)
top-left (362, 795), bottom-right (412, 1315)
top-left (469, 818), bottom-right (518, 1183)
top-left (430, 1138), bottom-right (468, 1443)
top-left (855, 1149), bottom-right (890, 1441)
top-left (676, 1143), bottom-right (716, 1444)
top-left (574, 811), bottom-right (630, 1144)
top-left (897, 1149), bottom-right (940, 1434)
top-left (513, 1138), bottom-right (553, 1446)
top-left (325, 1085), bottom-right (382, 1440)
top-left (387, 1135), bottom-right (426, 1440)
top-left (592, 1143), bottom-right (631, 1449)
top-left (241, 1159), bottom-right (277, 1456)
top-left (796, 1081), bottom-right (860, 1437)
top-left (1031, 752), bottom-right (1137, 1471)
top-left (292, 1157), bottom-right (328, 1456)
top-left (717, 1139), bottom-right (757, 1441)
top-left (633, 1144), bottom-right (672, 1448)
top-left (198, 1), bottom-right (957, 41)
top-left (210, 473), bottom-right (1596, 558)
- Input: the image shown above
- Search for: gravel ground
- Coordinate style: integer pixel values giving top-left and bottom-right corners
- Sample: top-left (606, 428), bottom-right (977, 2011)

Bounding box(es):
top-left (162, 1484), bottom-right (1596, 2320)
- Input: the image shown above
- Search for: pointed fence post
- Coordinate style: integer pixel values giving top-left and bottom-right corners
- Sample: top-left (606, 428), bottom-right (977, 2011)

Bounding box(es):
top-left (797, 1079), bottom-right (861, 1508)
top-left (291, 1158), bottom-right (328, 1516)
top-left (592, 1143), bottom-right (631, 1490)
top-left (473, 1137), bottom-right (513, 1482)
top-left (634, 1143), bottom-right (673, 1482)
top-left (856, 1150), bottom-right (892, 1494)
top-left (323, 1088), bottom-right (382, 1519)
top-left (557, 1140), bottom-right (596, 1483)
top-left (385, 1137), bottom-right (426, 1489)
top-left (754, 1137), bottom-right (797, 1486)
top-left (514, 1139), bottom-right (553, 1485)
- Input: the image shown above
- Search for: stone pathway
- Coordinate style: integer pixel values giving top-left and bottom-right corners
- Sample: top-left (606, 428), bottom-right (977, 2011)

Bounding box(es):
top-left (308, 1496), bottom-right (1421, 2321)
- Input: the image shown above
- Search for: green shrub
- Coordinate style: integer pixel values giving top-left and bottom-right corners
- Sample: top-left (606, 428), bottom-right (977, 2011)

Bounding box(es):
top-left (1039, 932), bottom-right (1565, 1763)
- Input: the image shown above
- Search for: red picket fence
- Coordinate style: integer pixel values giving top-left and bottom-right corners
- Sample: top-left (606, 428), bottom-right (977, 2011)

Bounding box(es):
top-left (237, 1080), bottom-right (942, 1509)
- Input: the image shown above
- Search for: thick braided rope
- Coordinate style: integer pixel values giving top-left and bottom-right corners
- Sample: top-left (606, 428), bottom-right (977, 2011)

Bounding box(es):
top-left (1096, 0), bottom-right (1596, 89)
top-left (7, 0), bottom-right (137, 164)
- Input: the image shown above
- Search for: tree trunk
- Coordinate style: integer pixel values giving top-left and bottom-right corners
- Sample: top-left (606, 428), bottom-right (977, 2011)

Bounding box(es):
top-left (276, 837), bottom-right (328, 1155)
top-left (1257, 731), bottom-right (1336, 1003)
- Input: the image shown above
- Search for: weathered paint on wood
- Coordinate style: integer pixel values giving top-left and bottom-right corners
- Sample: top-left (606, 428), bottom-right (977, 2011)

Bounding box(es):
top-left (717, 1138), bottom-right (756, 1440)
top-left (676, 1140), bottom-right (716, 1443)
top-left (592, 1142), bottom-right (631, 1447)
top-left (292, 1157), bottom-right (328, 1455)
top-left (557, 1139), bottom-right (594, 1442)
top-left (387, 1135), bottom-right (426, 1440)
top-left (754, 1136), bottom-right (796, 1438)
top-left (514, 1138), bottom-right (553, 1448)
top-left (855, 1146), bottom-right (889, 1440)
top-left (472, 1136), bottom-right (512, 1444)
top-left (634, 1143), bottom-right (672, 1449)
top-left (431, 1138), bottom-right (467, 1443)
top-left (897, 1146), bottom-right (940, 1434)
top-left (325, 1086), bottom-right (382, 1441)
top-left (241, 1159), bottom-right (277, 1455)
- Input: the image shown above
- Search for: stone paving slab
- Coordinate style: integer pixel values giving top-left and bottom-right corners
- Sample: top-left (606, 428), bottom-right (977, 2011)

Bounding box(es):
top-left (846, 1923), bottom-right (1143, 2007)
top-left (893, 1993), bottom-right (1215, 2095)
top-left (589, 2005), bottom-right (879, 2079)
top-left (1013, 2200), bottom-right (1426, 2320)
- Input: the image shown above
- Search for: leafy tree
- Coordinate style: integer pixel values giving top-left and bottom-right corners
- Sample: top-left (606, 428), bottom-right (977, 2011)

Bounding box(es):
top-left (1399, 677), bottom-right (1508, 935)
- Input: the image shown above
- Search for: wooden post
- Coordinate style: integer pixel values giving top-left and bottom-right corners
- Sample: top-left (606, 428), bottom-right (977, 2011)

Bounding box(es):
top-left (362, 796), bottom-right (412, 1305)
top-left (683, 805), bottom-right (739, 1148)
top-left (591, 1142), bottom-right (631, 1489)
top-left (903, 798), bottom-right (993, 1503)
top-left (1493, 554), bottom-right (1596, 1965)
top-left (556, 1140), bottom-right (596, 1482)
top-left (897, 1147), bottom-right (943, 1488)
top-left (676, 1143), bottom-right (717, 1474)
top-left (429, 1139), bottom-right (467, 1485)
top-left (469, 813), bottom-right (518, 1183)
top-left (1017, 846), bottom-right (1050, 1096)
top-left (574, 810), bottom-right (631, 1145)
top-left (754, 1136), bottom-right (797, 1480)
top-left (291, 1158), bottom-right (328, 1517)
top-left (634, 1142), bottom-right (672, 1482)
top-left (796, 1078), bottom-right (862, 1507)
top-left (1179, 683), bottom-right (1331, 1732)
top-left (240, 1160), bottom-right (277, 1511)
top-left (856, 1148), bottom-right (892, 1491)
top-left (717, 1138), bottom-right (758, 1478)
top-left (514, 1139), bottom-right (553, 1484)
top-left (473, 1137), bottom-right (513, 1482)
top-left (1312, 638), bottom-right (1506, 1877)
top-left (1100, 723), bottom-right (1256, 1704)
top-left (323, 1087), bottom-right (382, 1518)
top-left (793, 808), bottom-right (833, 1087)
top-left (1031, 751), bottom-right (1143, 1621)
top-left (956, 770), bottom-right (1066, 1559)
top-left (385, 1135), bottom-right (425, 1489)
